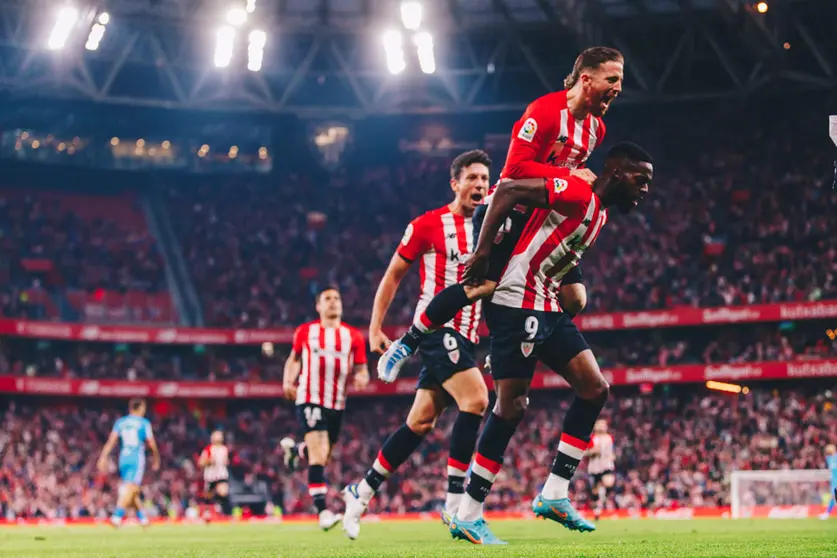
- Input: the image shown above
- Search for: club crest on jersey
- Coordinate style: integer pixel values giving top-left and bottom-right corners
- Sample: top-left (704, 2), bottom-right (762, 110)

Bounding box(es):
top-left (448, 349), bottom-right (460, 364)
top-left (552, 178), bottom-right (568, 195)
top-left (518, 118), bottom-right (537, 142)
top-left (520, 342), bottom-right (534, 357)
top-left (401, 223), bottom-right (414, 246)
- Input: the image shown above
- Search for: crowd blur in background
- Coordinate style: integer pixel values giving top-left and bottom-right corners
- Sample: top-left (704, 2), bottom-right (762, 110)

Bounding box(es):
top-left (1, 382), bottom-right (834, 519)
top-left (0, 100), bottom-right (834, 519)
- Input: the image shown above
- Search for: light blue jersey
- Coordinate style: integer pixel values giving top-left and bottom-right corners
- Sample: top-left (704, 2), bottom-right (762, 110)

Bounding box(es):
top-left (827, 454), bottom-right (837, 489)
top-left (112, 415), bottom-right (154, 485)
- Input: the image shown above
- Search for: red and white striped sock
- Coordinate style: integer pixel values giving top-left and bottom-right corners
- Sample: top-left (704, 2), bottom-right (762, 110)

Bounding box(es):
top-left (445, 457), bottom-right (469, 513)
top-left (542, 432), bottom-right (589, 500)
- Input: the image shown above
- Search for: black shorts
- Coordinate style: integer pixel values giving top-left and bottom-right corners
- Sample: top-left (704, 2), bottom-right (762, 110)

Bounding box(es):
top-left (206, 479), bottom-right (229, 493)
top-left (295, 403), bottom-right (343, 446)
top-left (591, 470), bottom-right (616, 487)
top-left (485, 302), bottom-right (590, 381)
top-left (473, 203), bottom-right (583, 285)
top-left (416, 328), bottom-right (478, 393)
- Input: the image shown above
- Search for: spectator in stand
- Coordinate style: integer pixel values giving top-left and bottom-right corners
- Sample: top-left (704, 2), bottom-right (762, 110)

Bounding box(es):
top-left (1, 383), bottom-right (835, 519)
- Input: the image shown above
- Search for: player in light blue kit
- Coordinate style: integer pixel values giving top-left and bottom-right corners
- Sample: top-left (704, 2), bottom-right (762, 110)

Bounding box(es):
top-left (820, 444), bottom-right (837, 520)
top-left (97, 398), bottom-right (161, 527)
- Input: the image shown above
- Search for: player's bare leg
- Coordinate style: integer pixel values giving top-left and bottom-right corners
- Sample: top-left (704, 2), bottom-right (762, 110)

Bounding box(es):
top-left (112, 484), bottom-right (139, 528)
top-left (214, 481), bottom-right (231, 517)
top-left (593, 474), bottom-right (615, 521)
top-left (533, 350), bottom-right (608, 532)
top-left (131, 491), bottom-right (150, 528)
top-left (305, 430), bottom-right (342, 531)
top-left (378, 282), bottom-right (495, 382)
top-left (343, 388), bottom-right (447, 539)
top-left (451, 377), bottom-right (528, 545)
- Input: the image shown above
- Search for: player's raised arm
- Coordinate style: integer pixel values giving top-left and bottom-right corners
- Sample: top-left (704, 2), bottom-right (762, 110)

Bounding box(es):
top-left (368, 227), bottom-right (420, 353)
top-left (463, 178), bottom-right (551, 282)
top-left (97, 430), bottom-right (119, 473)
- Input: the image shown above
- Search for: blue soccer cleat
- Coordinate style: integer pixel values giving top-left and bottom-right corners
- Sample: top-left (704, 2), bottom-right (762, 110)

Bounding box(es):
top-left (532, 494), bottom-right (596, 532)
top-left (377, 339), bottom-right (414, 383)
top-left (449, 517), bottom-right (507, 545)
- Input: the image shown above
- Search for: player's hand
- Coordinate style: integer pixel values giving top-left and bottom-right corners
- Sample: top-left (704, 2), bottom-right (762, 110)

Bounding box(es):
top-left (153, 460), bottom-right (161, 472)
top-left (283, 383), bottom-right (297, 401)
top-left (96, 458), bottom-right (107, 474)
top-left (369, 329), bottom-right (392, 354)
top-left (353, 368), bottom-right (370, 390)
top-left (463, 250), bottom-right (490, 285)
top-left (570, 168), bottom-right (597, 184)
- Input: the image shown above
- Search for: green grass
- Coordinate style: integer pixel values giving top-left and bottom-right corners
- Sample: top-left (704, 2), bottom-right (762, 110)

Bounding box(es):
top-left (0, 518), bottom-right (835, 558)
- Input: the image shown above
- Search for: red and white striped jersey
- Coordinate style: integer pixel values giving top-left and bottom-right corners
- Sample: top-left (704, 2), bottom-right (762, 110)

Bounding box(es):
top-left (486, 90), bottom-right (606, 204)
top-left (493, 177), bottom-right (608, 311)
top-left (200, 444), bottom-right (230, 483)
top-left (587, 433), bottom-right (615, 474)
top-left (292, 322), bottom-right (367, 411)
top-left (397, 206), bottom-right (481, 343)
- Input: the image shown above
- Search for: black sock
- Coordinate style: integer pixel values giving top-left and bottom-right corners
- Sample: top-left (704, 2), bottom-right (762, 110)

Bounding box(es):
top-left (553, 396), bottom-right (606, 481)
top-left (216, 494), bottom-right (231, 515)
top-left (466, 413), bottom-right (520, 503)
top-left (364, 424), bottom-right (425, 492)
top-left (447, 412), bottom-right (483, 495)
top-left (308, 464), bottom-right (327, 514)
top-left (404, 284), bottom-right (471, 350)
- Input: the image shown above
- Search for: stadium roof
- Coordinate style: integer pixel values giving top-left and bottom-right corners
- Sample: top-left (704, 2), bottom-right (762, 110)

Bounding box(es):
top-left (0, 0), bottom-right (833, 116)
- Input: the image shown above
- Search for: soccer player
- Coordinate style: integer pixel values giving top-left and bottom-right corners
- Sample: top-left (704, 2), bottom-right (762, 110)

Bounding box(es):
top-left (378, 46), bottom-right (624, 382)
top-left (199, 430), bottom-right (231, 517)
top-left (280, 286), bottom-right (370, 531)
top-left (449, 142), bottom-right (652, 544)
top-left (587, 419), bottom-right (616, 521)
top-left (820, 444), bottom-right (837, 520)
top-left (97, 398), bottom-right (161, 528)
top-left (339, 150), bottom-right (491, 540)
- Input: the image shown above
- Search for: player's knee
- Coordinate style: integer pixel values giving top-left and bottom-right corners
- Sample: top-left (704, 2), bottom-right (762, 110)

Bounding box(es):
top-left (406, 414), bottom-right (436, 437)
top-left (494, 394), bottom-right (528, 422)
top-left (464, 281), bottom-right (496, 301)
top-left (579, 376), bottom-right (610, 405)
top-left (458, 385), bottom-right (489, 415)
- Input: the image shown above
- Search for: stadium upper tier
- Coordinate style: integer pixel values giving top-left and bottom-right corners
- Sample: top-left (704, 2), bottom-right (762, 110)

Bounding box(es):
top-left (0, 103), bottom-right (834, 328)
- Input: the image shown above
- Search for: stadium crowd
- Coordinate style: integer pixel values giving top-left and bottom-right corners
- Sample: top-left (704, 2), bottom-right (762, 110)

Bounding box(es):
top-left (0, 191), bottom-right (166, 297)
top-left (0, 322), bottom-right (832, 382)
top-left (1, 383), bottom-right (834, 519)
top-left (0, 108), bottom-right (831, 328)
top-left (166, 112), bottom-right (837, 327)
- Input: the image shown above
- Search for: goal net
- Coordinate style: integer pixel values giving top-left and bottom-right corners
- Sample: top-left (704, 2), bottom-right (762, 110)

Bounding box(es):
top-left (730, 469), bottom-right (831, 519)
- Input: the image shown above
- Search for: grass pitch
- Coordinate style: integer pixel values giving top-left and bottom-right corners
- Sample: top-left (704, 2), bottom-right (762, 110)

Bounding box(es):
top-left (0, 518), bottom-right (835, 558)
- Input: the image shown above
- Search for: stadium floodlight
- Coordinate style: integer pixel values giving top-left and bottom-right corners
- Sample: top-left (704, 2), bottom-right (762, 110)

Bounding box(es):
top-left (245, 0), bottom-right (257, 13)
top-left (226, 7), bottom-right (247, 26)
top-left (413, 31), bottom-right (435, 74)
top-left (214, 26), bottom-right (235, 68)
top-left (248, 29), bottom-right (266, 72)
top-left (85, 13), bottom-right (109, 51)
top-left (47, 7), bottom-right (79, 50)
top-left (383, 30), bottom-right (406, 75)
top-left (400, 2), bottom-right (422, 31)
